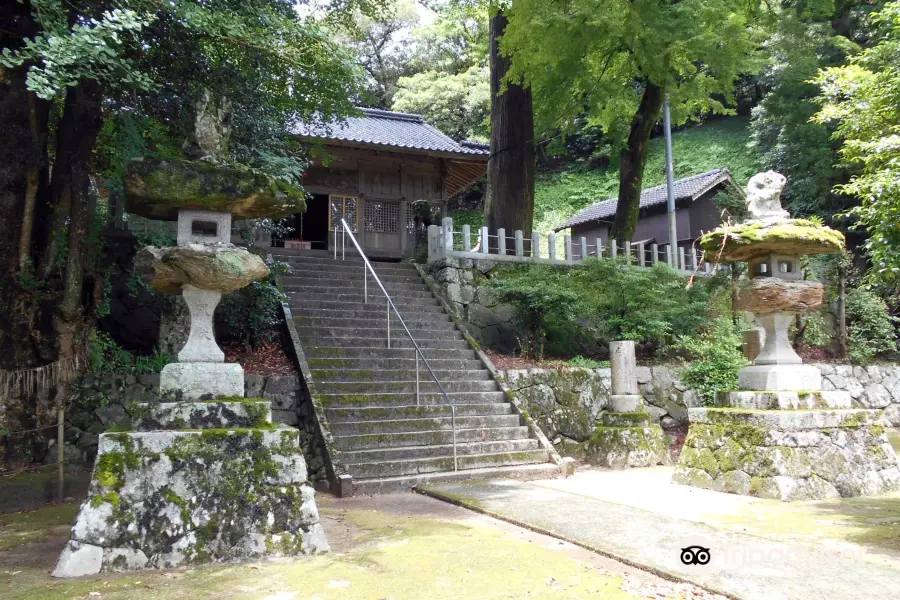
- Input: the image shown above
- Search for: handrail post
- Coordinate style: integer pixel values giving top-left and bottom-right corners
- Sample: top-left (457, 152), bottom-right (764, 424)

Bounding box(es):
top-left (451, 404), bottom-right (458, 471)
top-left (386, 297), bottom-right (391, 349)
top-left (342, 227), bottom-right (345, 261)
top-left (333, 226), bottom-right (337, 259)
top-left (416, 351), bottom-right (420, 406)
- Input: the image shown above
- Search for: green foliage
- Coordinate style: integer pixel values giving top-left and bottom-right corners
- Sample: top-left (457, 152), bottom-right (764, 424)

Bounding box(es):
top-left (814, 2), bottom-right (900, 287)
top-left (801, 312), bottom-right (832, 349)
top-left (217, 259), bottom-right (291, 348)
top-left (567, 356), bottom-right (610, 369)
top-left (678, 317), bottom-right (748, 406)
top-left (846, 288), bottom-right (897, 363)
top-left (534, 118), bottom-right (761, 236)
top-left (486, 258), bottom-right (726, 358)
top-left (89, 331), bottom-right (175, 374)
top-left (393, 66), bottom-right (490, 140)
top-left (748, 2), bottom-right (869, 219)
top-left (573, 259), bottom-right (721, 351)
top-left (501, 0), bottom-right (765, 150)
top-left (485, 264), bottom-right (586, 358)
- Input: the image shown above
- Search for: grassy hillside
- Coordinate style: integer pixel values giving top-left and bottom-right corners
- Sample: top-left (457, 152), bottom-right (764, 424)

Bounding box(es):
top-left (533, 116), bottom-right (761, 235)
top-left (450, 117), bottom-right (761, 236)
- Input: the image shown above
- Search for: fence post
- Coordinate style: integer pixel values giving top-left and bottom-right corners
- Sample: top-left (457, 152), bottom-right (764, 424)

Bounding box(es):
top-left (651, 243), bottom-right (659, 265)
top-left (532, 231), bottom-right (541, 259)
top-left (462, 224), bottom-right (471, 251)
top-left (679, 246), bottom-right (687, 271)
top-left (579, 237), bottom-right (588, 262)
top-left (704, 261), bottom-right (712, 274)
top-left (480, 226), bottom-right (489, 255)
top-left (57, 406), bottom-right (64, 503)
top-left (564, 235), bottom-right (573, 261)
top-left (498, 228), bottom-right (506, 256)
top-left (515, 230), bottom-right (524, 257)
top-left (595, 238), bottom-right (603, 258)
top-left (637, 242), bottom-right (646, 267)
top-left (442, 217), bottom-right (454, 256)
top-left (691, 248), bottom-right (699, 272)
top-left (427, 225), bottom-right (438, 262)
top-left (666, 245), bottom-right (673, 267)
top-left (611, 239), bottom-right (618, 260)
top-left (624, 241), bottom-right (632, 266)
top-left (548, 232), bottom-right (557, 262)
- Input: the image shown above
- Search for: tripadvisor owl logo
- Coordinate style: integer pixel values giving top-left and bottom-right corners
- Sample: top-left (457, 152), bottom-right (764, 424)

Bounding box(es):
top-left (680, 546), bottom-right (711, 565)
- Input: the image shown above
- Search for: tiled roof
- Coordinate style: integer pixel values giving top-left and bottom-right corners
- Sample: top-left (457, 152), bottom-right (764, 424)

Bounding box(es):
top-left (291, 108), bottom-right (489, 158)
top-left (554, 169), bottom-right (737, 231)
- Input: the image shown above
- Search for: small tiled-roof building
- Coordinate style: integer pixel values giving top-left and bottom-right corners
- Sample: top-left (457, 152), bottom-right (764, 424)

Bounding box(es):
top-left (287, 108), bottom-right (489, 258)
top-left (554, 169), bottom-right (741, 256)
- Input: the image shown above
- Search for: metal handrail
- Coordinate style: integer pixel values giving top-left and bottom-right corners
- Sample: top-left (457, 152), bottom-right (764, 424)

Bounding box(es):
top-left (334, 220), bottom-right (458, 471)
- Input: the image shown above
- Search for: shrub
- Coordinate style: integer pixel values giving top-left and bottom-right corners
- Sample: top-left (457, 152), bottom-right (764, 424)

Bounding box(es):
top-left (216, 259), bottom-right (291, 348)
top-left (801, 311), bottom-right (831, 348)
top-left (567, 356), bottom-right (610, 368)
top-left (89, 331), bottom-right (175, 374)
top-left (677, 317), bottom-right (748, 406)
top-left (846, 288), bottom-right (897, 363)
top-left (485, 264), bottom-right (585, 358)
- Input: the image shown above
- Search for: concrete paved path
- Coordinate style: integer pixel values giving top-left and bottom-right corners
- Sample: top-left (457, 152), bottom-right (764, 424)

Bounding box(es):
top-left (417, 479), bottom-right (900, 600)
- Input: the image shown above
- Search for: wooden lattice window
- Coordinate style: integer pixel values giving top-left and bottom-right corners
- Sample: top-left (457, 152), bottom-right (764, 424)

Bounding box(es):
top-left (363, 200), bottom-right (400, 233)
top-left (329, 195), bottom-right (358, 232)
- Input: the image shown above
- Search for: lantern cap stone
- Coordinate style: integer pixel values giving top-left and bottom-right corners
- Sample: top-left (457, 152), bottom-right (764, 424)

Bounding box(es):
top-left (124, 157), bottom-right (305, 221)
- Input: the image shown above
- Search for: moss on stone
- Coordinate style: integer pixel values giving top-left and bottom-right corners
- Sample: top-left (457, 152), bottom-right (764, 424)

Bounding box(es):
top-left (700, 218), bottom-right (845, 261)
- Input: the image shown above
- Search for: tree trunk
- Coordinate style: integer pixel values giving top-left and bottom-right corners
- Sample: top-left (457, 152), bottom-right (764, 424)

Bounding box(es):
top-left (609, 82), bottom-right (666, 242)
top-left (485, 9), bottom-right (535, 252)
top-left (52, 80), bottom-right (105, 357)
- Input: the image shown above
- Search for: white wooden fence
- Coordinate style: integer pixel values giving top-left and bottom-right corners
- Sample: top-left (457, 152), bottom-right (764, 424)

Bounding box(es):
top-left (427, 217), bottom-right (721, 274)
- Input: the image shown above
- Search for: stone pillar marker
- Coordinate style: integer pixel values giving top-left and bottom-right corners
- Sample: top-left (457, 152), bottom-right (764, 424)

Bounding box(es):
top-left (588, 340), bottom-right (668, 469)
top-left (673, 171), bottom-right (900, 501)
top-left (609, 341), bottom-right (642, 412)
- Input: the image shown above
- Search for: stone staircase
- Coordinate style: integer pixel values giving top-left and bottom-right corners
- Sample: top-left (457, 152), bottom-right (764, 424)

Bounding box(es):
top-left (271, 248), bottom-right (559, 493)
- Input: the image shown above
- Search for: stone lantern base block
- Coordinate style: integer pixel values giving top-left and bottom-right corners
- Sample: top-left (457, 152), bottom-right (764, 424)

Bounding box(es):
top-left (673, 406), bottom-right (900, 501)
top-left (160, 362), bottom-right (244, 400)
top-left (723, 390), bottom-right (852, 410)
top-left (738, 364), bottom-right (822, 392)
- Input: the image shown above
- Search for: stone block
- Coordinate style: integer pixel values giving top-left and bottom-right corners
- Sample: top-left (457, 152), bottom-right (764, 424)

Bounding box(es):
top-left (160, 362), bottom-right (244, 400)
top-left (135, 400), bottom-right (271, 430)
top-left (176, 209), bottom-right (232, 246)
top-left (53, 541), bottom-right (104, 578)
top-left (609, 394), bottom-right (642, 412)
top-left (585, 425), bottom-right (668, 469)
top-left (738, 364), bottom-right (822, 391)
top-left (723, 390), bottom-right (851, 410)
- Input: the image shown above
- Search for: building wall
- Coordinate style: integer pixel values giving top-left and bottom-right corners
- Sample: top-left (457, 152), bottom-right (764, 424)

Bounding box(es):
top-left (689, 190), bottom-right (726, 237)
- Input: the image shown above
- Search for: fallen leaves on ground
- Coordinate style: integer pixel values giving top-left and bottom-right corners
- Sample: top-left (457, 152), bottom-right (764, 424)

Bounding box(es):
top-left (223, 341), bottom-right (297, 376)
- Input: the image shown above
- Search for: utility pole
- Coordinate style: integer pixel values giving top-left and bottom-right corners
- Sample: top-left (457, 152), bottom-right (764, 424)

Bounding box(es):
top-left (663, 94), bottom-right (677, 266)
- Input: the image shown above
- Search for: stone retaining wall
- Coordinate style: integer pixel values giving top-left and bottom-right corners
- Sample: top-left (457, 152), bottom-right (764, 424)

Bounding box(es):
top-left (502, 364), bottom-right (900, 458)
top-left (63, 372), bottom-right (326, 481)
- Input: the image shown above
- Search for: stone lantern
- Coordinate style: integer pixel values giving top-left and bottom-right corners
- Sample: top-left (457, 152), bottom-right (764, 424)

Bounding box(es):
top-left (673, 171), bottom-right (899, 501)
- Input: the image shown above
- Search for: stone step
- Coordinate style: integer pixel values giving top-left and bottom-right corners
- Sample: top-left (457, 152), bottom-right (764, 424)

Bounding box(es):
top-left (316, 380), bottom-right (499, 394)
top-left (283, 277), bottom-right (430, 292)
top-left (329, 414), bottom-right (521, 436)
top-left (334, 425), bottom-right (532, 450)
top-left (282, 271), bottom-right (424, 285)
top-left (297, 336), bottom-right (470, 349)
top-left (289, 298), bottom-right (444, 312)
top-left (295, 324), bottom-right (462, 339)
top-left (341, 439), bottom-right (540, 463)
top-left (271, 253), bottom-right (412, 270)
top-left (305, 347), bottom-right (479, 360)
top-left (134, 400), bottom-right (271, 431)
top-left (277, 260), bottom-right (419, 276)
top-left (295, 315), bottom-right (457, 331)
top-left (319, 391), bottom-right (509, 407)
top-left (307, 357), bottom-right (485, 370)
top-left (325, 403), bottom-right (513, 422)
top-left (285, 290), bottom-right (434, 303)
top-left (346, 450), bottom-right (550, 479)
top-left (310, 368), bottom-right (493, 382)
top-left (293, 308), bottom-right (451, 322)
top-left (352, 463), bottom-right (561, 495)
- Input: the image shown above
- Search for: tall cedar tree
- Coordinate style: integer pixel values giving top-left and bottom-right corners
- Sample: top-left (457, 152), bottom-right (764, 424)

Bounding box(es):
top-left (484, 8), bottom-right (535, 248)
